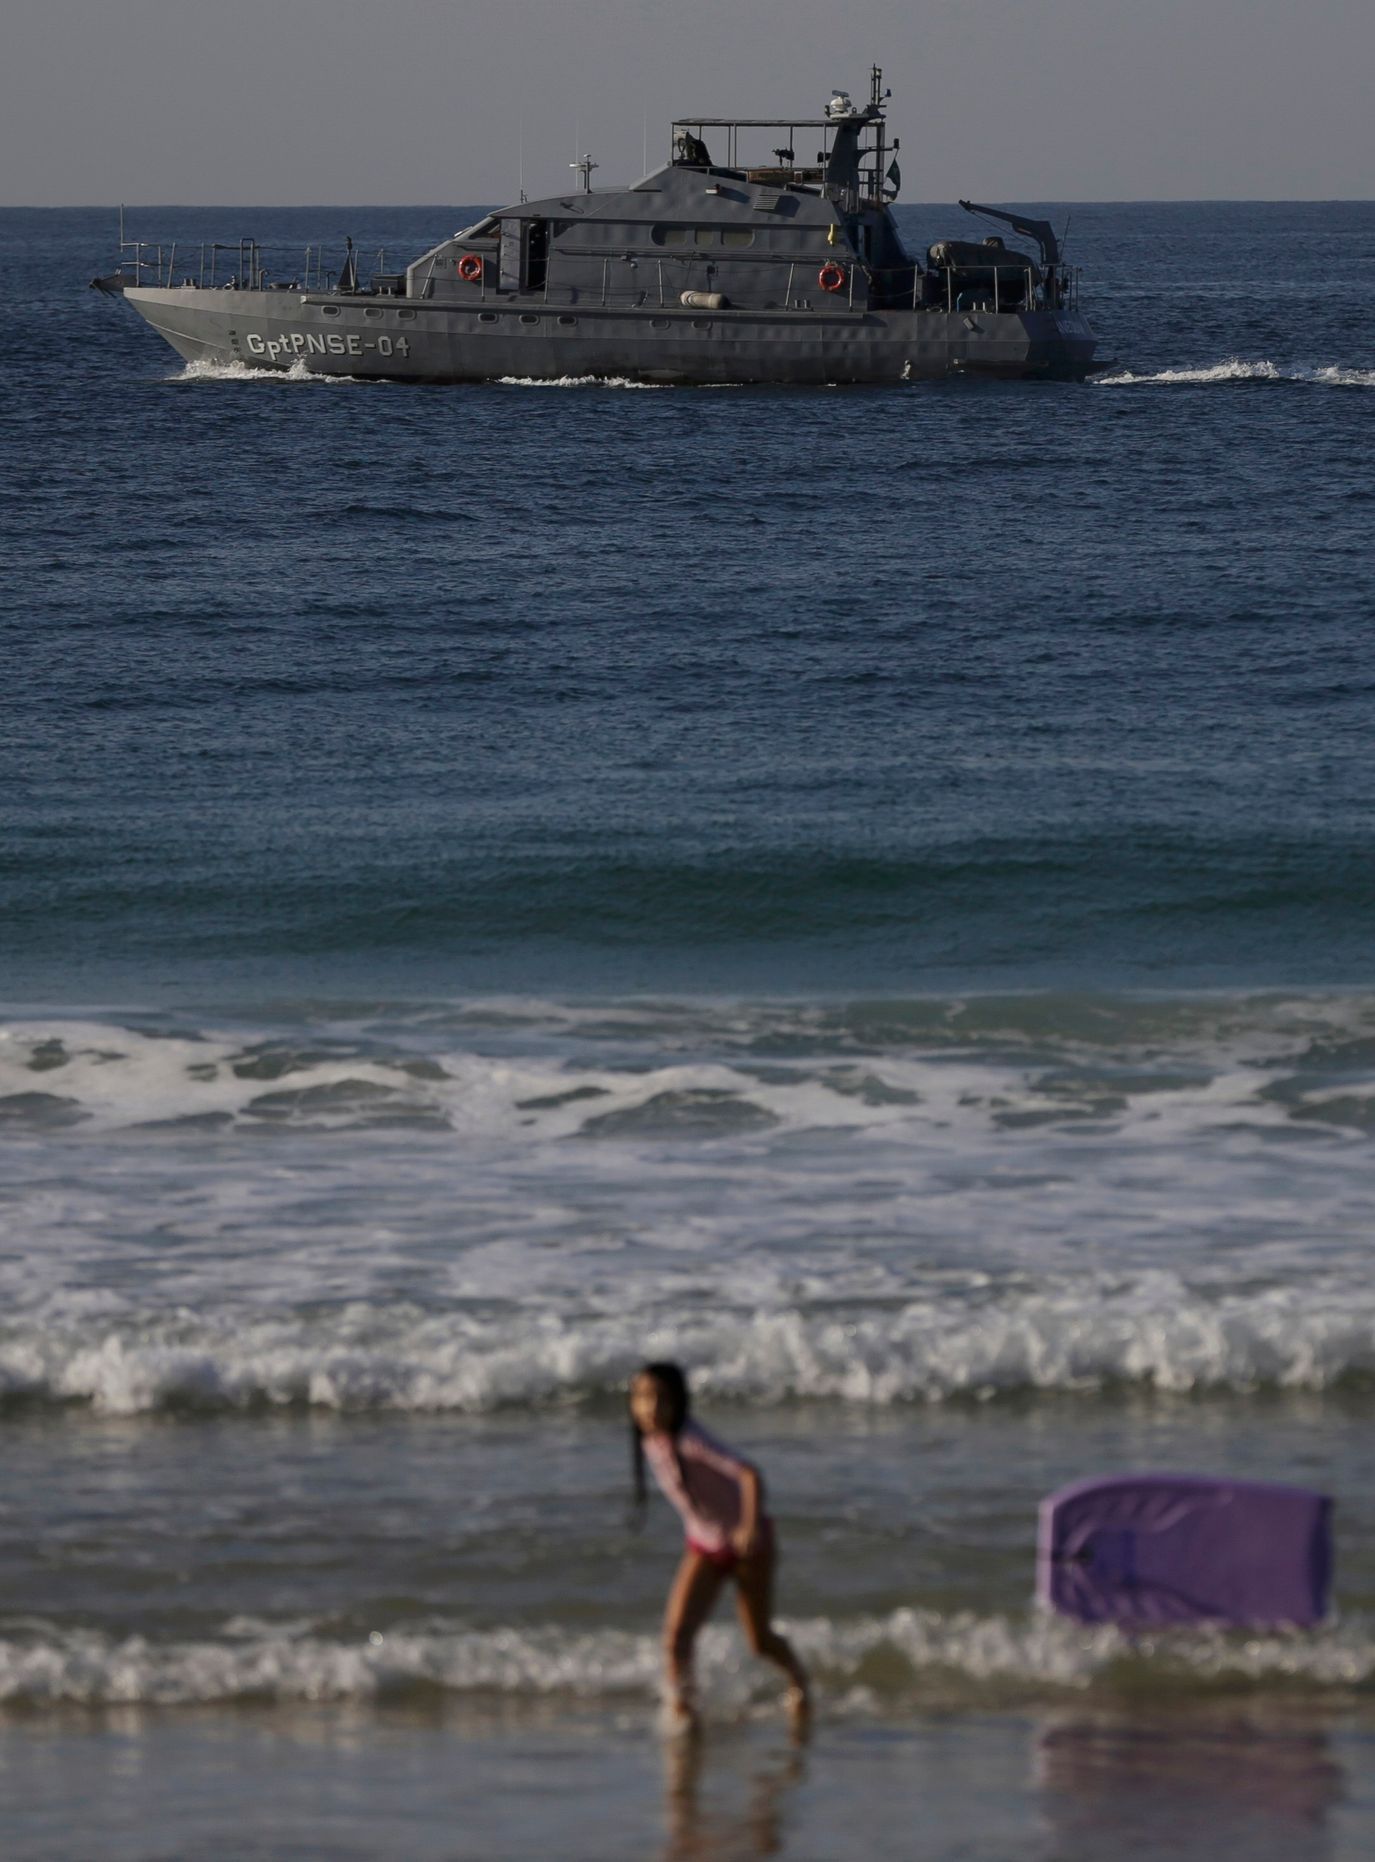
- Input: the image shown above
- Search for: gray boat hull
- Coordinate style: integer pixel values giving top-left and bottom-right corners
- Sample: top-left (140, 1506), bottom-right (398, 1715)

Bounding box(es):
top-left (124, 286), bottom-right (1099, 384)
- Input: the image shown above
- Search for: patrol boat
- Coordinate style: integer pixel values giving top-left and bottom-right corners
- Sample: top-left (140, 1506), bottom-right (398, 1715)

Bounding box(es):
top-left (93, 69), bottom-right (1097, 384)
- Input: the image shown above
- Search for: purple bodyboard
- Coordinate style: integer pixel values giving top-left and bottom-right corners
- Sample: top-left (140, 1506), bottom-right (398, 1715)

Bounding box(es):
top-left (1037, 1474), bottom-right (1333, 1629)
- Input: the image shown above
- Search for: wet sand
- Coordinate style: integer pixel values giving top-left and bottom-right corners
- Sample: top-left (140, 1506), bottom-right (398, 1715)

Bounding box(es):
top-left (5, 1699), bottom-right (1374, 1861)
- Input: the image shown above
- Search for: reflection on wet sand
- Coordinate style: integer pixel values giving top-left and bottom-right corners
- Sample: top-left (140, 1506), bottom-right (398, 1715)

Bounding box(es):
top-left (1035, 1710), bottom-right (1344, 1862)
top-left (661, 1724), bottom-right (809, 1861)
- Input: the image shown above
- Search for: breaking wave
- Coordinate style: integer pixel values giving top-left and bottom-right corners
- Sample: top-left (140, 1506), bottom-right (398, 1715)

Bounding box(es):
top-left (5, 1276), bottom-right (1375, 1415)
top-left (1097, 359), bottom-right (1375, 387)
top-left (3, 1609), bottom-right (1372, 1709)
top-left (6, 997), bottom-right (1375, 1417)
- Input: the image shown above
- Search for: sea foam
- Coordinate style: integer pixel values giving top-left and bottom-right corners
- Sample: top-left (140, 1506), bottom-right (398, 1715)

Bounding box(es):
top-left (5, 996), bottom-right (1375, 1140)
top-left (5, 1000), bottom-right (1375, 1415)
top-left (172, 358), bottom-right (364, 385)
top-left (4, 1271), bottom-right (1375, 1414)
top-left (2, 1609), bottom-right (1371, 1709)
top-left (495, 375), bottom-right (667, 389)
top-left (1097, 358), bottom-right (1375, 387)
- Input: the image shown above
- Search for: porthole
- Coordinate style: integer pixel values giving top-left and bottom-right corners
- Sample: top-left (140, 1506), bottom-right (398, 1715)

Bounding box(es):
top-left (692, 318), bottom-right (711, 330)
top-left (650, 226), bottom-right (690, 247)
top-left (479, 311), bottom-right (499, 324)
top-left (398, 309), bottom-right (416, 320)
top-left (520, 313), bottom-right (539, 326)
top-left (652, 318), bottom-right (670, 330)
top-left (721, 229), bottom-right (754, 248)
top-left (322, 305), bottom-right (340, 316)
top-left (558, 314), bottom-right (576, 326)
top-left (364, 306), bottom-right (383, 319)
top-left (693, 227), bottom-right (717, 246)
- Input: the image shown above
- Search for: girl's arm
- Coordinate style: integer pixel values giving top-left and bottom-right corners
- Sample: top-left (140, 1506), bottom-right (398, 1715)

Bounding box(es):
top-left (733, 1464), bottom-right (763, 1556)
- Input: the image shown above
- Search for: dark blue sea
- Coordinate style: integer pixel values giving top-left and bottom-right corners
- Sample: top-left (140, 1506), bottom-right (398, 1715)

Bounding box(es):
top-left (2, 201), bottom-right (1375, 1860)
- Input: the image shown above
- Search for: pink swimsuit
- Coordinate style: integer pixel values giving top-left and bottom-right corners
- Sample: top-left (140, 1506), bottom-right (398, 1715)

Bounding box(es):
top-left (642, 1420), bottom-right (771, 1567)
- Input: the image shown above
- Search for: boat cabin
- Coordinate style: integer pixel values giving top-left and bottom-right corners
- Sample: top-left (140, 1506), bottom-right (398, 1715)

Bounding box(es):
top-left (396, 69), bottom-right (1067, 319)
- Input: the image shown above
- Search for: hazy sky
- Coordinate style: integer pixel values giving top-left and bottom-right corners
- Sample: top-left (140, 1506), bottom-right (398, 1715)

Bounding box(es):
top-left (4, 0), bottom-right (1373, 205)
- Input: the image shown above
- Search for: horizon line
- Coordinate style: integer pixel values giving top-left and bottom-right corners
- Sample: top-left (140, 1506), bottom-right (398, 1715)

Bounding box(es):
top-left (6, 195), bottom-right (1375, 211)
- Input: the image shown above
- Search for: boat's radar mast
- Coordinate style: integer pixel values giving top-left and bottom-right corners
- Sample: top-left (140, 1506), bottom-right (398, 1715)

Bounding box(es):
top-left (670, 65), bottom-right (898, 210)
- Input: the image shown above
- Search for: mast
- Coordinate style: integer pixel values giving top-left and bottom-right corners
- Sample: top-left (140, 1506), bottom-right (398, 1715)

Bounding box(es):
top-left (870, 65), bottom-right (884, 207)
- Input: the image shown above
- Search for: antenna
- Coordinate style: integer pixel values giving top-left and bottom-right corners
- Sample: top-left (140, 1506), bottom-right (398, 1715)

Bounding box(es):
top-left (518, 106), bottom-right (525, 202)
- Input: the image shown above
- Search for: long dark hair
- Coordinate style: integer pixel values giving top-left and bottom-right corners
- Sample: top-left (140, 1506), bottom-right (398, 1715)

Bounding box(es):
top-left (630, 1360), bottom-right (690, 1519)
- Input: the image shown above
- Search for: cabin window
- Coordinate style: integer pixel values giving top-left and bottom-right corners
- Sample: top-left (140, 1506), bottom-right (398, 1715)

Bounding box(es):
top-left (720, 229), bottom-right (754, 248)
top-left (651, 226), bottom-right (690, 246)
top-left (693, 227), bottom-right (717, 246)
top-left (525, 219), bottom-right (550, 292)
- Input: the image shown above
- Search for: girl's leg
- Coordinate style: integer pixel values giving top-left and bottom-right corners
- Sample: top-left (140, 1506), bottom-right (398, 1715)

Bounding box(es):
top-left (734, 1539), bottom-right (809, 1712)
top-left (662, 1549), bottom-right (726, 1721)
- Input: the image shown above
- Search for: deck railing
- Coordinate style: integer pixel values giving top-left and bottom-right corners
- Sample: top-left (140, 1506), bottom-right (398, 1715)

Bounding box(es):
top-left (100, 220), bottom-right (1082, 316)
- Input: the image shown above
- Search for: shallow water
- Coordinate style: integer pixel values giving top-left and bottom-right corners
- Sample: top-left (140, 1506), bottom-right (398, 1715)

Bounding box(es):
top-left (3, 197), bottom-right (1375, 1855)
top-left (6, 1705), bottom-right (1375, 1862)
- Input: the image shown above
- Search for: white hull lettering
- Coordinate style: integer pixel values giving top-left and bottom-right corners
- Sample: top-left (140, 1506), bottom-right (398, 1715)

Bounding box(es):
top-left (223, 327), bottom-right (411, 367)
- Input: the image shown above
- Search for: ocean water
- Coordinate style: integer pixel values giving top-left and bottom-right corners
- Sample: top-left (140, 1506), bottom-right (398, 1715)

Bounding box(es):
top-left (2, 199), bottom-right (1375, 1859)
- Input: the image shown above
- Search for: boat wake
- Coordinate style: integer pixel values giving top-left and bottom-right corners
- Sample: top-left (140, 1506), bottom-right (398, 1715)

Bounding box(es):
top-left (169, 359), bottom-right (366, 385)
top-left (495, 374), bottom-right (668, 389)
top-left (1097, 359), bottom-right (1375, 387)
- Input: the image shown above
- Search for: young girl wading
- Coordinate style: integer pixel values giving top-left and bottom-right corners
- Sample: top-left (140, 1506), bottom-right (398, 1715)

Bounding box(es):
top-left (630, 1361), bottom-right (809, 1728)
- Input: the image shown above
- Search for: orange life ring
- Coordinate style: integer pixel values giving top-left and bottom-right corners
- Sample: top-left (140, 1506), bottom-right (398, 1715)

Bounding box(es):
top-left (818, 262), bottom-right (846, 293)
top-left (457, 253), bottom-right (484, 282)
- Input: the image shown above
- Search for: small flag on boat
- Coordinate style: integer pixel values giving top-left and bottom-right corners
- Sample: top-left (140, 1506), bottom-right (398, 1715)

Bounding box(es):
top-left (885, 158), bottom-right (901, 197)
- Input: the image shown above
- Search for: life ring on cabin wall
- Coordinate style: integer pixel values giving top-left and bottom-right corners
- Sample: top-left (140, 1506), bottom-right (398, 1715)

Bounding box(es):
top-left (818, 262), bottom-right (846, 293)
top-left (456, 253), bottom-right (484, 282)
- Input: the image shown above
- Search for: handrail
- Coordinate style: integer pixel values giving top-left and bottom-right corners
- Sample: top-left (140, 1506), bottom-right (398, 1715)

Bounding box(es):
top-left (97, 223), bottom-right (1079, 315)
